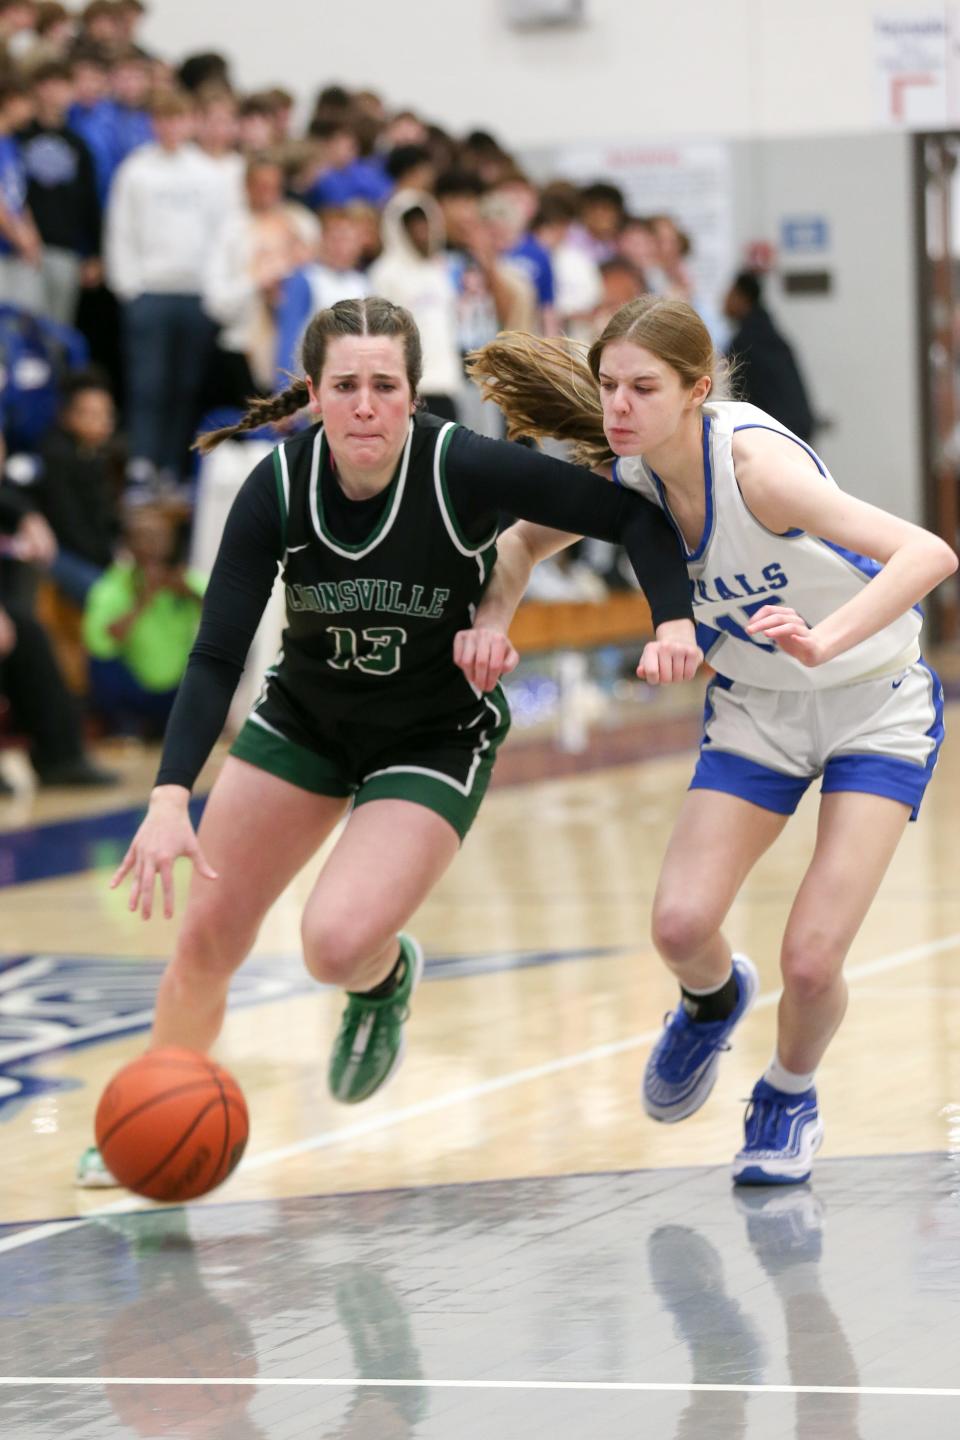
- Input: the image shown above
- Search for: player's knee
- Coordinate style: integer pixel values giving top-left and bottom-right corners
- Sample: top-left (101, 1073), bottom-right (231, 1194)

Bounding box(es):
top-left (780, 934), bottom-right (843, 1002)
top-left (301, 918), bottom-right (365, 988)
top-left (651, 900), bottom-right (717, 964)
top-left (175, 906), bottom-right (251, 983)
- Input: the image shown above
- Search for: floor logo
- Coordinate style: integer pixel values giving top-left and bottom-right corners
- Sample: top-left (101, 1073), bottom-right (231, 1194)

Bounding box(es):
top-left (0, 945), bottom-right (624, 1120)
top-left (0, 953), bottom-right (316, 1121)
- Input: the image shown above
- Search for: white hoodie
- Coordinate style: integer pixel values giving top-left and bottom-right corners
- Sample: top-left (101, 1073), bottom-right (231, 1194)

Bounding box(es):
top-left (368, 189), bottom-right (461, 400)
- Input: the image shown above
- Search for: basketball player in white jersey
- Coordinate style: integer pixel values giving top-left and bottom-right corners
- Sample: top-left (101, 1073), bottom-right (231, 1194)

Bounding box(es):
top-left (456, 296), bottom-right (957, 1185)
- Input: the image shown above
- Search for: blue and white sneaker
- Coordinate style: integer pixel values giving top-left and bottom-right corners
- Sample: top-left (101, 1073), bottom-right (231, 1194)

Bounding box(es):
top-left (732, 1078), bottom-right (824, 1186)
top-left (642, 954), bottom-right (759, 1123)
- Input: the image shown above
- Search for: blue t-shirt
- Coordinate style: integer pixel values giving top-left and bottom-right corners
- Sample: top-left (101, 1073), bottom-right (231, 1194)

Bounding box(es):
top-left (112, 105), bottom-right (153, 169)
top-left (0, 134), bottom-right (27, 256)
top-left (300, 158), bottom-right (392, 210)
top-left (67, 98), bottom-right (119, 207)
top-left (506, 233), bottom-right (555, 307)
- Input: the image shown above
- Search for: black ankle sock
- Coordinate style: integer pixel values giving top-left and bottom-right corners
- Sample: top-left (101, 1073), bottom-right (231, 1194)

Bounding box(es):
top-left (359, 949), bottom-right (406, 999)
top-left (681, 970), bottom-right (739, 1023)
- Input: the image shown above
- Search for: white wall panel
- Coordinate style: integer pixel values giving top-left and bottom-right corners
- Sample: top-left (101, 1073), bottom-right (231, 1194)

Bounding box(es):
top-left (142, 0), bottom-right (944, 144)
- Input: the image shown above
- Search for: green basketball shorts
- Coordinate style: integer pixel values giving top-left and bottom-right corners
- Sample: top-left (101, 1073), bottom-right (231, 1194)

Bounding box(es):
top-left (229, 683), bottom-right (511, 841)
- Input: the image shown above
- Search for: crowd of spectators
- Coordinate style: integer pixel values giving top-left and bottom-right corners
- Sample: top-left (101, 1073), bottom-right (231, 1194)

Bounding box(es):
top-left (0, 0), bottom-right (800, 790)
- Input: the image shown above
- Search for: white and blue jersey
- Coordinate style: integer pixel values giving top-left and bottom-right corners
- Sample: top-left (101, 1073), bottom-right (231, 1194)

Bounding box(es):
top-left (615, 401), bottom-right (943, 819)
top-left (615, 400), bottom-right (921, 690)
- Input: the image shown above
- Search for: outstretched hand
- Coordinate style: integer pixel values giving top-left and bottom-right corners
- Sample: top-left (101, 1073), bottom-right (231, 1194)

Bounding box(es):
top-left (745, 604), bottom-right (827, 666)
top-left (110, 789), bottom-right (218, 921)
top-left (453, 625), bottom-right (520, 692)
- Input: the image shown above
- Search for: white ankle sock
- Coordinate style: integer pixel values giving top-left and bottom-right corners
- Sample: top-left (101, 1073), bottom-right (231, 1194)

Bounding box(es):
top-left (764, 1053), bottom-right (816, 1095)
top-left (681, 969), bottom-right (733, 996)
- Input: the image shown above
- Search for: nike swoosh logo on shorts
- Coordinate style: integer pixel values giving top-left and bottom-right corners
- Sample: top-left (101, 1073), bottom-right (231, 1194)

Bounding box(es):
top-left (891, 677), bottom-right (905, 689)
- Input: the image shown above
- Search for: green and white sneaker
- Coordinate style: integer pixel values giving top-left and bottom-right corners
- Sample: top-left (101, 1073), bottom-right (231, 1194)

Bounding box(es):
top-left (328, 934), bottom-right (424, 1105)
top-left (75, 1145), bottom-right (119, 1188)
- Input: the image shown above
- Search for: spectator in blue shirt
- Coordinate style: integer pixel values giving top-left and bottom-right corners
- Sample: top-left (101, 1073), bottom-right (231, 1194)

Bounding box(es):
top-left (68, 48), bottom-right (118, 208)
top-left (493, 172), bottom-right (555, 305)
top-left (297, 119), bottom-right (391, 210)
top-left (483, 176), bottom-right (557, 335)
top-left (109, 47), bottom-right (153, 169)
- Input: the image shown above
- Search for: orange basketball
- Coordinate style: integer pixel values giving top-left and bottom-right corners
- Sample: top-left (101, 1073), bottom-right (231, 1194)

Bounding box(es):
top-left (95, 1046), bottom-right (249, 1202)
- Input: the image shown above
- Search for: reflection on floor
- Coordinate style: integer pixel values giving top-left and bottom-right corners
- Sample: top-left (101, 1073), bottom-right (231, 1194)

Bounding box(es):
top-left (3, 1152), bottom-right (960, 1438)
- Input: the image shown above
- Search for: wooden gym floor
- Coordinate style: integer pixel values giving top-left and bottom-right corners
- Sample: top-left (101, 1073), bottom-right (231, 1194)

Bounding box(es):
top-left (2, 681), bottom-right (960, 1437)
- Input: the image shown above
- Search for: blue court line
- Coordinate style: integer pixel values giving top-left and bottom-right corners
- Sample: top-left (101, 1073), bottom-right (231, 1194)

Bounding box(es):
top-left (0, 798), bottom-right (206, 889)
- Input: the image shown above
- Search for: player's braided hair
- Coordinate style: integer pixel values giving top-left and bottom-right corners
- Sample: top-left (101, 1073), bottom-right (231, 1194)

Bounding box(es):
top-left (195, 296), bottom-right (423, 454)
top-left (467, 296), bottom-right (725, 471)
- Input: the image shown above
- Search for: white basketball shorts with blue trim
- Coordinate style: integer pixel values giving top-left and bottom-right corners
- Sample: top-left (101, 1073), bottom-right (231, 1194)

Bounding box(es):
top-left (691, 660), bottom-right (944, 821)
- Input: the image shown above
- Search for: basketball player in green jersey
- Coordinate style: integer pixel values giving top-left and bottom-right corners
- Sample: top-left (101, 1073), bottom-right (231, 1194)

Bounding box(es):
top-left (79, 295), bottom-right (701, 1186)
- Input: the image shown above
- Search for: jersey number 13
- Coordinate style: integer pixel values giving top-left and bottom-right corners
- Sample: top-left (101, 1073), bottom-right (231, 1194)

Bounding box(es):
top-left (327, 625), bottom-right (408, 676)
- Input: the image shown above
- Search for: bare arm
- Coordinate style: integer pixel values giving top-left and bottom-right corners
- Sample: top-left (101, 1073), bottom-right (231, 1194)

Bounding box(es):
top-left (456, 521), bottom-right (701, 690)
top-left (453, 523), bottom-right (574, 690)
top-left (734, 429), bottom-right (958, 664)
top-left (478, 521), bottom-right (578, 629)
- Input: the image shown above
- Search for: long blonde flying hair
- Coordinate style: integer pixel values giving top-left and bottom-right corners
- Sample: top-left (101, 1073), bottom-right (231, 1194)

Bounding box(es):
top-left (467, 295), bottom-right (725, 470)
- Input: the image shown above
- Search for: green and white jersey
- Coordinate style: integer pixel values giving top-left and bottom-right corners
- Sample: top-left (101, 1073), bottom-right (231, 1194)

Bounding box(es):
top-left (265, 411), bottom-right (497, 729)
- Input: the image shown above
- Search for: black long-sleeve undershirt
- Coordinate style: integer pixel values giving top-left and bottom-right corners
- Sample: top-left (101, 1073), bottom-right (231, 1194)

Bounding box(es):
top-left (156, 427), bottom-right (692, 790)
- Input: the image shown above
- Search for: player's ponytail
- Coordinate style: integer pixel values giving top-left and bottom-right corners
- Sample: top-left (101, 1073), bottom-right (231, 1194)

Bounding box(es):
top-left (468, 296), bottom-right (724, 471)
top-left (195, 296), bottom-right (423, 455)
top-left (467, 334), bottom-right (612, 471)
